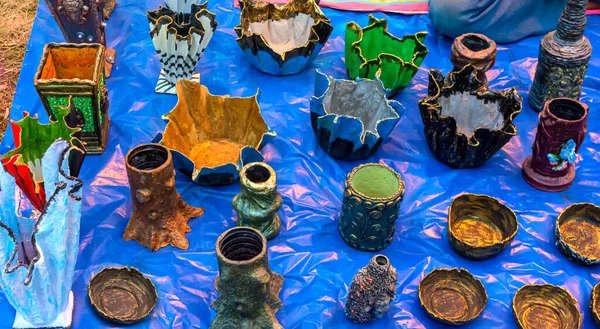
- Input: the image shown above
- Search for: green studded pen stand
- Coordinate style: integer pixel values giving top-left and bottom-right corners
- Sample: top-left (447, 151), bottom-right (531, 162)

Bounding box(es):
top-left (35, 43), bottom-right (110, 154)
top-left (339, 163), bottom-right (405, 251)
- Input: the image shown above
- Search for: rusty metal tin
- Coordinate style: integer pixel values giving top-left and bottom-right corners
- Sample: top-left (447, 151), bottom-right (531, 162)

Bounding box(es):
top-left (418, 268), bottom-right (487, 325)
top-left (88, 267), bottom-right (158, 324)
top-left (512, 284), bottom-right (580, 329)
top-left (450, 33), bottom-right (496, 85)
top-left (448, 193), bottom-right (518, 260)
top-left (555, 203), bottom-right (600, 265)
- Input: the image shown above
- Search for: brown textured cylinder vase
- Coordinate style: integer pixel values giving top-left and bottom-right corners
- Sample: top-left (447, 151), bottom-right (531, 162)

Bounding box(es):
top-left (123, 144), bottom-right (204, 251)
top-left (345, 255), bottom-right (397, 323)
top-left (522, 98), bottom-right (588, 192)
top-left (210, 227), bottom-right (283, 329)
top-left (528, 0), bottom-right (592, 112)
top-left (338, 163), bottom-right (405, 251)
top-left (512, 284), bottom-right (580, 329)
top-left (450, 33), bottom-right (496, 85)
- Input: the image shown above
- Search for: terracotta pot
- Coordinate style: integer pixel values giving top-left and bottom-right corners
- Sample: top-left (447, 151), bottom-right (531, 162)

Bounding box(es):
top-left (210, 227), bottom-right (283, 329)
top-left (450, 33), bottom-right (496, 85)
top-left (522, 98), bottom-right (588, 192)
top-left (123, 143), bottom-right (204, 251)
top-left (345, 255), bottom-right (397, 323)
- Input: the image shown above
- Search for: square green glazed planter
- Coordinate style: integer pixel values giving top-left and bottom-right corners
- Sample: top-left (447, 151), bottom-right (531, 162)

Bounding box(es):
top-left (345, 15), bottom-right (428, 98)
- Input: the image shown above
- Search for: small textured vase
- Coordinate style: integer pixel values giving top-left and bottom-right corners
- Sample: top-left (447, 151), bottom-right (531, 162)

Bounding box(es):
top-left (211, 227), bottom-right (283, 329)
top-left (339, 163), bottom-right (405, 251)
top-left (522, 98), bottom-right (588, 192)
top-left (529, 0), bottom-right (592, 112)
top-left (345, 255), bottom-right (397, 323)
top-left (233, 162), bottom-right (282, 240)
top-left (450, 33), bottom-right (496, 85)
top-left (123, 144), bottom-right (204, 251)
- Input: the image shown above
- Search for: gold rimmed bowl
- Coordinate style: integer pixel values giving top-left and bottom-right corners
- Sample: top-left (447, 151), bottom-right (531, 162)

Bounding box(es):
top-left (448, 193), bottom-right (518, 260)
top-left (88, 267), bottom-right (158, 324)
top-left (513, 284), bottom-right (580, 329)
top-left (418, 268), bottom-right (487, 325)
top-left (555, 203), bottom-right (600, 266)
top-left (590, 282), bottom-right (600, 326)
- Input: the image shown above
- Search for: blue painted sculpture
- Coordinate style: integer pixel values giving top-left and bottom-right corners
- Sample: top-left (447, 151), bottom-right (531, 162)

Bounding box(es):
top-left (0, 139), bottom-right (83, 329)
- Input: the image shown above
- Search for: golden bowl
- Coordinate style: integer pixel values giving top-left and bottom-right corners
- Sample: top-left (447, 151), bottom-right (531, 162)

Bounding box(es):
top-left (555, 203), bottom-right (600, 265)
top-left (513, 284), bottom-right (580, 329)
top-left (156, 80), bottom-right (276, 185)
top-left (448, 193), bottom-right (518, 260)
top-left (418, 268), bottom-right (487, 325)
top-left (590, 282), bottom-right (600, 326)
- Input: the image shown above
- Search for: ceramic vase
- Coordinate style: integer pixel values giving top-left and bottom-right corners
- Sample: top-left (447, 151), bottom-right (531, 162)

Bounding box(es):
top-left (43, 0), bottom-right (116, 76)
top-left (0, 139), bottom-right (83, 329)
top-left (34, 43), bottom-right (110, 155)
top-left (529, 0), bottom-right (592, 112)
top-left (522, 98), bottom-right (588, 192)
top-left (155, 80), bottom-right (276, 186)
top-left (418, 65), bottom-right (522, 169)
top-left (147, 2), bottom-right (217, 94)
top-left (123, 143), bottom-right (204, 251)
top-left (346, 15), bottom-right (428, 97)
top-left (345, 255), bottom-right (397, 323)
top-left (233, 162), bottom-right (282, 240)
top-left (210, 227), bottom-right (283, 329)
top-left (310, 71), bottom-right (404, 160)
top-left (234, 0), bottom-right (333, 76)
top-left (339, 163), bottom-right (405, 251)
top-left (450, 33), bottom-right (496, 85)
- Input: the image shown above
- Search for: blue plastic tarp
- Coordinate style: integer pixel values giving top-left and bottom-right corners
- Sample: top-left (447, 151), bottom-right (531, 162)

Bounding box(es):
top-left (3, 0), bottom-right (600, 327)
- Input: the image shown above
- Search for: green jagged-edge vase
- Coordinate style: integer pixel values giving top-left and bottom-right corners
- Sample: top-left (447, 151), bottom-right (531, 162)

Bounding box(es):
top-left (345, 15), bottom-right (428, 98)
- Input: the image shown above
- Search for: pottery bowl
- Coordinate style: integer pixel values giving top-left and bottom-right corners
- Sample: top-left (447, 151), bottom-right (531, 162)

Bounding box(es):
top-left (448, 193), bottom-right (518, 260)
top-left (156, 80), bottom-right (275, 185)
top-left (147, 2), bottom-right (217, 94)
top-left (555, 203), bottom-right (600, 265)
top-left (310, 71), bottom-right (404, 160)
top-left (88, 267), bottom-right (158, 324)
top-left (418, 64), bottom-right (522, 169)
top-left (346, 15), bottom-right (428, 98)
top-left (513, 284), bottom-right (580, 329)
top-left (234, 0), bottom-right (333, 76)
top-left (450, 33), bottom-right (497, 78)
top-left (590, 282), bottom-right (600, 326)
top-left (418, 268), bottom-right (487, 325)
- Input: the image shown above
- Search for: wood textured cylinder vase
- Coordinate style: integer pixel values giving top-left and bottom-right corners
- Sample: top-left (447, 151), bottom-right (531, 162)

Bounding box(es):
top-left (338, 163), bottom-right (405, 251)
top-left (123, 144), bottom-right (204, 251)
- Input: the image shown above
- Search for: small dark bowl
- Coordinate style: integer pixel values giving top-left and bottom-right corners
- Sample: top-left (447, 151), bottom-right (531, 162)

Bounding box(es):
top-left (555, 203), bottom-right (600, 266)
top-left (418, 268), bottom-right (487, 325)
top-left (590, 282), bottom-right (600, 326)
top-left (448, 193), bottom-right (518, 260)
top-left (88, 267), bottom-right (158, 324)
top-left (513, 284), bottom-right (580, 329)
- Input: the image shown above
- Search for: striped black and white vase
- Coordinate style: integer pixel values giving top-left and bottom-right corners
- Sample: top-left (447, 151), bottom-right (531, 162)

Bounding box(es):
top-left (147, 1), bottom-right (217, 94)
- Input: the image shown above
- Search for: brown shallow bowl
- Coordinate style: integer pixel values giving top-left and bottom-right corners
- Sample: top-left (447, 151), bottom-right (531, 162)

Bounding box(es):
top-left (590, 282), bottom-right (600, 326)
top-left (555, 203), bottom-right (600, 266)
top-left (418, 268), bottom-right (487, 325)
top-left (448, 193), bottom-right (518, 260)
top-left (88, 267), bottom-right (158, 324)
top-left (513, 284), bottom-right (580, 329)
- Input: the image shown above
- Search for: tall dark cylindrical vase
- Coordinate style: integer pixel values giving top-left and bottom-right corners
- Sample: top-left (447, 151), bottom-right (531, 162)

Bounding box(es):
top-left (210, 227), bottom-right (283, 329)
top-left (339, 163), bottom-right (405, 251)
top-left (529, 0), bottom-right (592, 112)
top-left (522, 98), bottom-right (588, 191)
